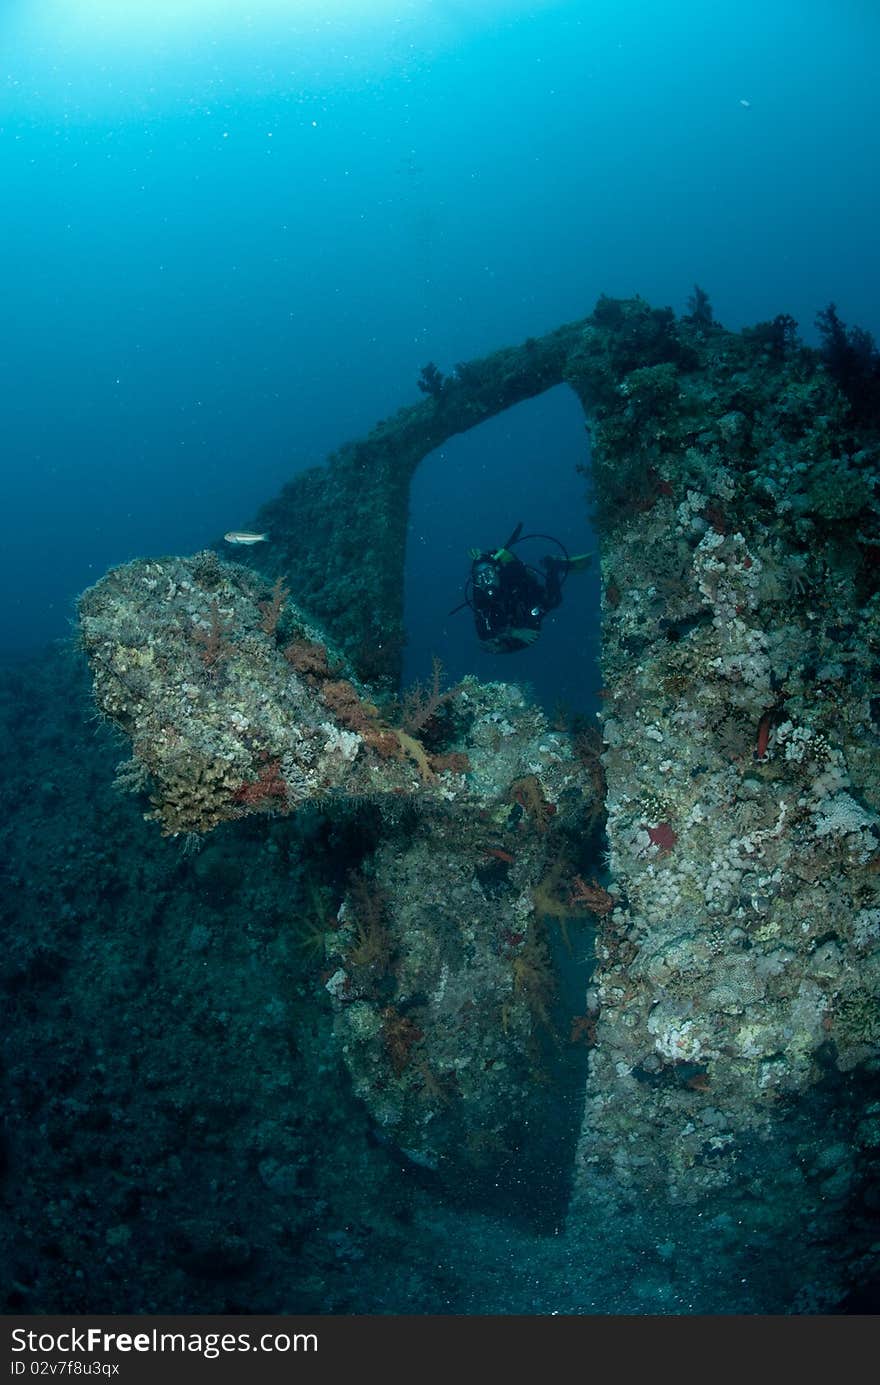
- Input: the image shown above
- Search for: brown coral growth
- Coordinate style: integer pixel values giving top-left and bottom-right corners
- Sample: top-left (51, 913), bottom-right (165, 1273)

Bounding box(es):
top-left (569, 875), bottom-right (616, 917)
top-left (192, 599), bottom-right (234, 670)
top-left (345, 875), bottom-right (394, 977)
top-left (381, 1007), bottom-right (423, 1076)
top-left (400, 656), bottom-right (459, 737)
top-left (511, 927), bottom-right (555, 1029)
top-left (232, 757), bottom-right (288, 809)
top-left (259, 576), bottom-right (291, 635)
top-left (510, 774), bottom-right (556, 833)
top-left (283, 637), bottom-right (333, 681)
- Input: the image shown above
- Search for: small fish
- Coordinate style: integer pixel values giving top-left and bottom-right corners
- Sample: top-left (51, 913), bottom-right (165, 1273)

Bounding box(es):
top-left (739, 98), bottom-right (751, 108)
top-left (224, 531), bottom-right (269, 545)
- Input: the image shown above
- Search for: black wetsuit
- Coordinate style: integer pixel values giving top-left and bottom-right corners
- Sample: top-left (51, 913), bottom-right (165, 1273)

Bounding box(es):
top-left (472, 554), bottom-right (565, 653)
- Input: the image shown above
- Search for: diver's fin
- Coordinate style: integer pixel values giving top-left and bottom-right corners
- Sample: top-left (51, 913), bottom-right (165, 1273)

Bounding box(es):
top-left (566, 553), bottom-right (592, 573)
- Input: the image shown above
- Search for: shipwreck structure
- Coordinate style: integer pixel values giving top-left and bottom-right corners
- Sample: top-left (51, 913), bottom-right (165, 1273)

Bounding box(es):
top-left (79, 295), bottom-right (880, 1309)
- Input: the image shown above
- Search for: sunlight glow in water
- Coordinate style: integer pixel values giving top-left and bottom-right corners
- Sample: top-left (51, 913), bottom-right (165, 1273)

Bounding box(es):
top-left (2, 0), bottom-right (438, 110)
top-left (18, 0), bottom-right (419, 38)
top-left (10, 0), bottom-right (564, 45)
top-left (4, 0), bottom-right (565, 112)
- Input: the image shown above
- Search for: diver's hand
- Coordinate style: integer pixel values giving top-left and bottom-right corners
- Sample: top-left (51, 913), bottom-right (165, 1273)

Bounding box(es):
top-left (509, 627), bottom-right (539, 645)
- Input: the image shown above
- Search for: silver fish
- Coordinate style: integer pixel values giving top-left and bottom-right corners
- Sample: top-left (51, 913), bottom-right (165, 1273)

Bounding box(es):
top-left (224, 531), bottom-right (269, 545)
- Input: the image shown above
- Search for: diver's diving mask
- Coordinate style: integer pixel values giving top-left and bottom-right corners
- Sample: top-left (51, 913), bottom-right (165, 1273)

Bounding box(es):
top-left (473, 560), bottom-right (500, 593)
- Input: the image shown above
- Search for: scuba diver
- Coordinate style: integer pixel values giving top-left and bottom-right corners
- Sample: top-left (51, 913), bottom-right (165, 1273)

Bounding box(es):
top-left (452, 522), bottom-right (591, 654)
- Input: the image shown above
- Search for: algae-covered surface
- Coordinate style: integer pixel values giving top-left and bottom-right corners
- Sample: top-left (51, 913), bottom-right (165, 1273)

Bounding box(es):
top-left (3, 297), bottom-right (880, 1314)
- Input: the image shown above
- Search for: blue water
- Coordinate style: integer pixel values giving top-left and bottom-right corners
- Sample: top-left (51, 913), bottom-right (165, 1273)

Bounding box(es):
top-left (3, 0), bottom-right (879, 660)
top-left (403, 386), bottom-right (601, 714)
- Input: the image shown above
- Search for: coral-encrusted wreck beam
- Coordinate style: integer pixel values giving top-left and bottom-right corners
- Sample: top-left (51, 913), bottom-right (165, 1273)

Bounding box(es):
top-left (240, 321), bottom-right (588, 686)
top-left (559, 297), bottom-right (880, 1304)
top-left (77, 548), bottom-right (594, 841)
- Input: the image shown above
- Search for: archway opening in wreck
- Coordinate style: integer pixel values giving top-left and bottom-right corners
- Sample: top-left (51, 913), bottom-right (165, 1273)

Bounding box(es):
top-left (403, 385), bottom-right (601, 720)
top-left (402, 385), bottom-right (605, 1229)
